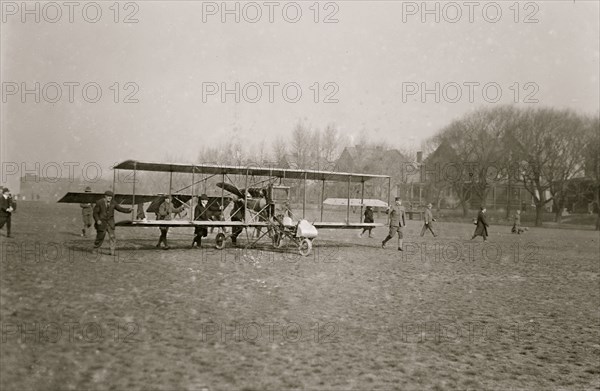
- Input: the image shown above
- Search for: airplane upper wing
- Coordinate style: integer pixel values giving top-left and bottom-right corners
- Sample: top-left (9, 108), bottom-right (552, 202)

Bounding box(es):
top-left (58, 192), bottom-right (160, 205)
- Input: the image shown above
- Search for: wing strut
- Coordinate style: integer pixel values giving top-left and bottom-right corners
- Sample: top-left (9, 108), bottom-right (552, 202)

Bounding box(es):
top-left (360, 180), bottom-right (365, 223)
top-left (131, 162), bottom-right (137, 220)
top-left (346, 175), bottom-right (351, 224)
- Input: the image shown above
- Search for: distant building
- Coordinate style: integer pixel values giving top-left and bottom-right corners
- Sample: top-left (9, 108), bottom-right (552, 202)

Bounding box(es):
top-left (418, 141), bottom-right (537, 211)
top-left (19, 174), bottom-right (112, 202)
top-left (334, 145), bottom-right (419, 202)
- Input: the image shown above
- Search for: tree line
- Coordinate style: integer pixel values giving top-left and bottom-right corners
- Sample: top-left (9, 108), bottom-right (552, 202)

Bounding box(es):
top-left (192, 106), bottom-right (599, 228)
top-left (426, 106), bottom-right (599, 227)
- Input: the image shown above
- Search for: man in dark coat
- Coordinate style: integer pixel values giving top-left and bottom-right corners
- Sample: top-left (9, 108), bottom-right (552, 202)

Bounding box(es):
top-left (230, 196), bottom-right (245, 245)
top-left (93, 190), bottom-right (132, 254)
top-left (471, 206), bottom-right (489, 241)
top-left (420, 203), bottom-right (437, 237)
top-left (0, 188), bottom-right (15, 237)
top-left (192, 194), bottom-right (210, 248)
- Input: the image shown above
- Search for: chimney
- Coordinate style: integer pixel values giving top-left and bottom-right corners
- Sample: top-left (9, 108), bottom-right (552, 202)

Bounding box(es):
top-left (416, 151), bottom-right (423, 163)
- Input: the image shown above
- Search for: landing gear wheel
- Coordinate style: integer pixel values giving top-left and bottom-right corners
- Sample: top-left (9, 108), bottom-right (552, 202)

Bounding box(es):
top-left (215, 233), bottom-right (226, 249)
top-left (298, 238), bottom-right (312, 257)
top-left (273, 232), bottom-right (283, 249)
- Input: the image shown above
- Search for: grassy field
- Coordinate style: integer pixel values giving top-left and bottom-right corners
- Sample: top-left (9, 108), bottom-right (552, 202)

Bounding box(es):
top-left (1, 202), bottom-right (599, 390)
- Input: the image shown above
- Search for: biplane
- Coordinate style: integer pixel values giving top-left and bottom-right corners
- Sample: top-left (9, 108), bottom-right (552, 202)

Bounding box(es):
top-left (59, 160), bottom-right (392, 256)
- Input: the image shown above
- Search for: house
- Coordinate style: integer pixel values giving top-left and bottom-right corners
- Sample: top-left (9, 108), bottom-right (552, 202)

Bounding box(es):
top-left (419, 141), bottom-right (535, 211)
top-left (334, 145), bottom-right (419, 201)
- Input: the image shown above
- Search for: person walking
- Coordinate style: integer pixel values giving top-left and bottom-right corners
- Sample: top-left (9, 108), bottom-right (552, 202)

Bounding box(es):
top-left (471, 206), bottom-right (489, 241)
top-left (420, 203), bottom-right (437, 237)
top-left (93, 190), bottom-right (132, 255)
top-left (382, 197), bottom-right (406, 251)
top-left (359, 206), bottom-right (375, 238)
top-left (80, 186), bottom-right (94, 237)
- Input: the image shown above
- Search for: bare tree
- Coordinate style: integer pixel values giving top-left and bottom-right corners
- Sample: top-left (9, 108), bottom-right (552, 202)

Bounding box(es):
top-left (544, 111), bottom-right (587, 223)
top-left (434, 107), bottom-right (507, 216)
top-left (509, 107), bottom-right (588, 226)
top-left (290, 120), bottom-right (313, 169)
top-left (272, 136), bottom-right (288, 167)
top-left (582, 114), bottom-right (600, 229)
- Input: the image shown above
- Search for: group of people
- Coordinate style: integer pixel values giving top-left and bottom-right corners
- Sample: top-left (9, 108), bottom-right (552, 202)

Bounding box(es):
top-left (359, 198), bottom-right (526, 251)
top-left (84, 188), bottom-right (528, 254)
top-left (376, 197), bottom-right (439, 251)
top-left (471, 206), bottom-right (527, 240)
top-left (357, 197), bottom-right (440, 251)
top-left (86, 189), bottom-right (218, 254)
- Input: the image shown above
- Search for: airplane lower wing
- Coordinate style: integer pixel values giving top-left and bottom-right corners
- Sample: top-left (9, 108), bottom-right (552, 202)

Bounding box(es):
top-left (115, 220), bottom-right (383, 229)
top-left (312, 222), bottom-right (384, 229)
top-left (115, 220), bottom-right (269, 227)
top-left (58, 192), bottom-right (163, 205)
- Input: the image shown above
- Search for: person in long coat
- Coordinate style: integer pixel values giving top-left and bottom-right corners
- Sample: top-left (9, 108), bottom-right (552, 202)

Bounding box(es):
top-left (192, 194), bottom-right (210, 248)
top-left (0, 188), bottom-right (15, 238)
top-left (471, 206), bottom-right (489, 241)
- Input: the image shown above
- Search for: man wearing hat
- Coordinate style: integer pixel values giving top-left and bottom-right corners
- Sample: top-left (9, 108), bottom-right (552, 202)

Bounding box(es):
top-left (93, 190), bottom-right (132, 255)
top-left (420, 203), bottom-right (438, 237)
top-left (230, 195), bottom-right (246, 245)
top-left (0, 188), bottom-right (15, 237)
top-left (155, 195), bottom-right (186, 249)
top-left (382, 197), bottom-right (407, 251)
top-left (471, 206), bottom-right (489, 241)
top-left (79, 186), bottom-right (94, 237)
top-left (192, 194), bottom-right (210, 248)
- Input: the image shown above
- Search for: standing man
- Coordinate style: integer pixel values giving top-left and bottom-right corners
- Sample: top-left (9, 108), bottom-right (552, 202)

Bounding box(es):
top-left (382, 197), bottom-right (406, 251)
top-left (192, 194), bottom-right (210, 248)
top-left (156, 195), bottom-right (186, 249)
top-left (420, 203), bottom-right (437, 237)
top-left (80, 186), bottom-right (94, 237)
top-left (93, 190), bottom-right (132, 255)
top-left (0, 188), bottom-right (15, 238)
top-left (471, 206), bottom-right (489, 241)
top-left (230, 195), bottom-right (245, 245)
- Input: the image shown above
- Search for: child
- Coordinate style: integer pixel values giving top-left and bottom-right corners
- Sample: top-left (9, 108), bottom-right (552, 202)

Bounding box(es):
top-left (512, 210), bottom-right (525, 234)
top-left (359, 206), bottom-right (374, 238)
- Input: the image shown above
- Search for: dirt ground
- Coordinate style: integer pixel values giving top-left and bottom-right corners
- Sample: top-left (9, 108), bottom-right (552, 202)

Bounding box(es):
top-left (1, 202), bottom-right (599, 390)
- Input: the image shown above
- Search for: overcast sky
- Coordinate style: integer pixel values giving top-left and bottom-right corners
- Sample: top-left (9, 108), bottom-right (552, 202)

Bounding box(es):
top-left (1, 0), bottom-right (599, 191)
